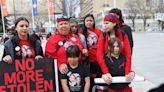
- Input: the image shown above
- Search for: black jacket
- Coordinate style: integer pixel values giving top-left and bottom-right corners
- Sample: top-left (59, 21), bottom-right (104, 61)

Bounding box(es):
top-left (121, 24), bottom-right (134, 53)
top-left (3, 35), bottom-right (43, 61)
top-left (105, 55), bottom-right (129, 90)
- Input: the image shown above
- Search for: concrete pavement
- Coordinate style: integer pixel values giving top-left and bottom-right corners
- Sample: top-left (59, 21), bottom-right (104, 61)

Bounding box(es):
top-left (132, 32), bottom-right (164, 92)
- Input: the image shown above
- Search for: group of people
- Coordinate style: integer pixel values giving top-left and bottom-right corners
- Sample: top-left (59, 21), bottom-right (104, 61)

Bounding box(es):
top-left (2, 8), bottom-right (134, 92)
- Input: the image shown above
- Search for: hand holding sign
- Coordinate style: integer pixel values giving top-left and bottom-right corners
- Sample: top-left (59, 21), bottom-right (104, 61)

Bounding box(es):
top-left (2, 55), bottom-right (13, 64)
top-left (94, 76), bottom-right (145, 84)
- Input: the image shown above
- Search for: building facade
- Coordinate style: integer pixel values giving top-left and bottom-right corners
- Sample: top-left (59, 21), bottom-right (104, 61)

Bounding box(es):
top-left (80, 0), bottom-right (129, 29)
top-left (80, 0), bottom-right (162, 31)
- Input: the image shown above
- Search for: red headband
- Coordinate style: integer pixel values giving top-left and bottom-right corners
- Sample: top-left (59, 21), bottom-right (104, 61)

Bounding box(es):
top-left (57, 16), bottom-right (69, 22)
top-left (104, 13), bottom-right (118, 23)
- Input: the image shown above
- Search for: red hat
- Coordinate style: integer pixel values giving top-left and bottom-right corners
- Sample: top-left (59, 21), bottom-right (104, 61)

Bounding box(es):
top-left (57, 16), bottom-right (69, 22)
top-left (104, 13), bottom-right (119, 23)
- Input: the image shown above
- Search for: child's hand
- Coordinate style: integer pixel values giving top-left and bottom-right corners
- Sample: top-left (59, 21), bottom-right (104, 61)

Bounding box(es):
top-left (59, 64), bottom-right (68, 74)
top-left (3, 55), bottom-right (13, 64)
top-left (82, 49), bottom-right (88, 56)
top-left (102, 73), bottom-right (112, 85)
top-left (126, 71), bottom-right (135, 81)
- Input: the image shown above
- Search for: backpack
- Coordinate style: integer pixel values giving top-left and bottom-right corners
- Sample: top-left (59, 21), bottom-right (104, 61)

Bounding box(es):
top-left (102, 31), bottom-right (125, 42)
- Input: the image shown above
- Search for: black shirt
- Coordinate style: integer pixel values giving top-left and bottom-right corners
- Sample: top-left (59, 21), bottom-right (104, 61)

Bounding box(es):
top-left (60, 64), bottom-right (90, 92)
top-left (105, 55), bottom-right (129, 90)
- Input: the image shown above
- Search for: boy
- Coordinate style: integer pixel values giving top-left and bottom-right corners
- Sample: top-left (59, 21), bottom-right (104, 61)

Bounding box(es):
top-left (60, 45), bottom-right (90, 92)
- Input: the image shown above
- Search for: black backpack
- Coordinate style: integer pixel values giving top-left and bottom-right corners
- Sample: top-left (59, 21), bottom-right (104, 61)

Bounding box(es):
top-left (102, 31), bottom-right (125, 42)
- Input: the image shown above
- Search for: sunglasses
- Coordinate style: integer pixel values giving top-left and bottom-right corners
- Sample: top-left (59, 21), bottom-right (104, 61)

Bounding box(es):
top-left (57, 16), bottom-right (68, 19)
top-left (57, 16), bottom-right (69, 22)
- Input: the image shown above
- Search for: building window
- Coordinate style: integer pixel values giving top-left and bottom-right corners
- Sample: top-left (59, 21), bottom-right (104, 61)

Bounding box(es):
top-left (102, 4), bottom-right (110, 7)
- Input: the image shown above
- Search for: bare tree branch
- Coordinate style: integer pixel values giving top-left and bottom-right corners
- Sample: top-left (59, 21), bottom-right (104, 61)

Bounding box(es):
top-left (126, 0), bottom-right (139, 30)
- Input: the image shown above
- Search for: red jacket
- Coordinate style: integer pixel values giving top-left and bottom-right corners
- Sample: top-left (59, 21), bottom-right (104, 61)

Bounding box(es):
top-left (45, 33), bottom-right (84, 68)
top-left (97, 29), bottom-right (132, 74)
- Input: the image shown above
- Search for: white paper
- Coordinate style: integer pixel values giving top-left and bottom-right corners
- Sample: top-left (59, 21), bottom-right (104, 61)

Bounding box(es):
top-left (94, 76), bottom-right (145, 84)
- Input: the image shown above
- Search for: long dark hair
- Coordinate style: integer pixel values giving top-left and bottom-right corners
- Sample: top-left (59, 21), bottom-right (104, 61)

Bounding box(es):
top-left (107, 23), bottom-right (119, 38)
top-left (108, 38), bottom-right (122, 55)
top-left (12, 17), bottom-right (38, 48)
top-left (12, 17), bottom-right (29, 35)
top-left (109, 8), bottom-right (124, 26)
top-left (82, 14), bottom-right (96, 49)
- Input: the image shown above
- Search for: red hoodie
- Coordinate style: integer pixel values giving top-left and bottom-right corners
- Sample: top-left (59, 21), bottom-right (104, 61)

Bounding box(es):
top-left (45, 33), bottom-right (84, 68)
top-left (97, 29), bottom-right (132, 74)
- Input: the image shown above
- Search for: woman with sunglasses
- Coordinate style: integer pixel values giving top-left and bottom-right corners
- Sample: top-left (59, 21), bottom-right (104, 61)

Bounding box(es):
top-left (2, 17), bottom-right (43, 64)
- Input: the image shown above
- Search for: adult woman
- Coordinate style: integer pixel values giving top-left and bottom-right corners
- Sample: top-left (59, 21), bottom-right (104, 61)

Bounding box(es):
top-left (2, 17), bottom-right (43, 64)
top-left (97, 13), bottom-right (132, 85)
top-left (81, 14), bottom-right (102, 90)
top-left (45, 16), bottom-right (86, 74)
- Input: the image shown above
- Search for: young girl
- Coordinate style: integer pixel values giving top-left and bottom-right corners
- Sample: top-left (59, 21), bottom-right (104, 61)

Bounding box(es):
top-left (105, 38), bottom-right (135, 92)
top-left (60, 45), bottom-right (90, 92)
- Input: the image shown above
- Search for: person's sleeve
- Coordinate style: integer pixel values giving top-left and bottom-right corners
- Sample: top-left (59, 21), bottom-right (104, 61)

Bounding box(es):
top-left (128, 26), bottom-right (134, 52)
top-left (97, 33), bottom-right (109, 74)
top-left (57, 47), bottom-right (68, 68)
top-left (45, 37), bottom-right (58, 58)
top-left (123, 34), bottom-right (132, 74)
top-left (123, 25), bottom-right (134, 53)
top-left (76, 35), bottom-right (85, 50)
top-left (79, 34), bottom-right (87, 48)
top-left (83, 65), bottom-right (90, 77)
top-left (36, 40), bottom-right (44, 56)
top-left (3, 45), bottom-right (8, 58)
top-left (2, 40), bottom-right (12, 59)
top-left (60, 72), bottom-right (67, 79)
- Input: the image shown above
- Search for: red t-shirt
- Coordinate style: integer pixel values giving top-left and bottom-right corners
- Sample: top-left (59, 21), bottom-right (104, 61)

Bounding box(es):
top-left (19, 40), bottom-right (35, 59)
top-left (86, 28), bottom-right (102, 62)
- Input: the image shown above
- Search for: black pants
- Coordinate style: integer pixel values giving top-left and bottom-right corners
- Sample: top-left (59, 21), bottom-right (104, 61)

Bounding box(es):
top-left (89, 62), bottom-right (102, 92)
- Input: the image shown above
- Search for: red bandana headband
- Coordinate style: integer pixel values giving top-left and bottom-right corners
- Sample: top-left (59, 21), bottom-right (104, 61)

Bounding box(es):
top-left (104, 13), bottom-right (119, 23)
top-left (57, 16), bottom-right (69, 22)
